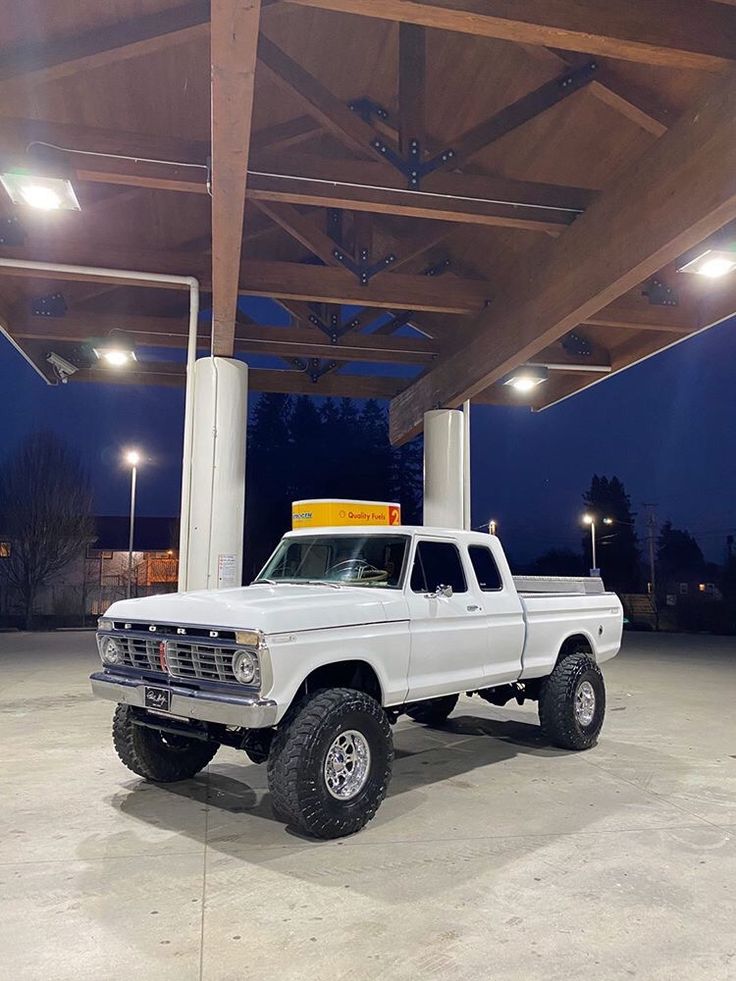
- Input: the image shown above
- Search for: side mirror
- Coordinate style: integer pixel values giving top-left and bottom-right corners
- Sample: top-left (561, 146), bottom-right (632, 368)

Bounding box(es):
top-left (426, 583), bottom-right (453, 599)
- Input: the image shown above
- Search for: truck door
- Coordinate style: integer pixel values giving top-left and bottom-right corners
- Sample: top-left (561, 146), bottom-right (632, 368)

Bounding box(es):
top-left (466, 544), bottom-right (526, 686)
top-left (406, 538), bottom-right (488, 700)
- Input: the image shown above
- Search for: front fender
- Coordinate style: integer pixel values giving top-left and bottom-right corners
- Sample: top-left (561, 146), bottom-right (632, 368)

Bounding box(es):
top-left (265, 621), bottom-right (410, 721)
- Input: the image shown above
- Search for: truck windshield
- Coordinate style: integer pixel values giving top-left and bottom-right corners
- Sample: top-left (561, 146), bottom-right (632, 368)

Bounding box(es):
top-left (255, 534), bottom-right (409, 588)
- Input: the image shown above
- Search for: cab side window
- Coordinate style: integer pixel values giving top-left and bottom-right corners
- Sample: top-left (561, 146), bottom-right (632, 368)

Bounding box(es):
top-left (410, 541), bottom-right (467, 594)
top-left (468, 545), bottom-right (503, 591)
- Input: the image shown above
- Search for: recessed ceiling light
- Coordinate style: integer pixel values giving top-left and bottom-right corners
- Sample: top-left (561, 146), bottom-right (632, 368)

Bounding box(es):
top-left (0, 172), bottom-right (81, 211)
top-left (677, 249), bottom-right (736, 279)
top-left (503, 366), bottom-right (548, 393)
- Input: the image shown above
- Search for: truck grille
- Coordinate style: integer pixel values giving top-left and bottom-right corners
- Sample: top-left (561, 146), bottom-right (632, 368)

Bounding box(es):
top-left (121, 637), bottom-right (161, 672)
top-left (118, 637), bottom-right (239, 684)
top-left (165, 641), bottom-right (237, 684)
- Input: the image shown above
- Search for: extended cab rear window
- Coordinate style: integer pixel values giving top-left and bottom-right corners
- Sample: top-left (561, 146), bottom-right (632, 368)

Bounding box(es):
top-left (468, 545), bottom-right (503, 591)
top-left (410, 541), bottom-right (467, 594)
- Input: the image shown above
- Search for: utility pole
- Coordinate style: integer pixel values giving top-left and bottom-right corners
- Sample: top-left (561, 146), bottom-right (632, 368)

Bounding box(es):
top-left (642, 503), bottom-right (658, 595)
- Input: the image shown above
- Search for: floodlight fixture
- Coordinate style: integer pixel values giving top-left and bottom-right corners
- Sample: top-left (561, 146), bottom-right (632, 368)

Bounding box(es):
top-left (677, 249), bottom-right (736, 279)
top-left (503, 365), bottom-right (549, 393)
top-left (0, 171), bottom-right (80, 211)
top-left (93, 335), bottom-right (137, 368)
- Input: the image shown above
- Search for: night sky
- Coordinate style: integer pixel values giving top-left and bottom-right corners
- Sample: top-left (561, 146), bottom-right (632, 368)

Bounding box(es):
top-left (2, 314), bottom-right (734, 564)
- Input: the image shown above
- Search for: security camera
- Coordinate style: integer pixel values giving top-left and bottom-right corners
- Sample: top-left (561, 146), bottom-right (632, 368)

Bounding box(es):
top-left (46, 351), bottom-right (78, 384)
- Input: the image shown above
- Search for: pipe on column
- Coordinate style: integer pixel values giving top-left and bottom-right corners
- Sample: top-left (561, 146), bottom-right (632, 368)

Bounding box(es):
top-left (0, 258), bottom-right (200, 590)
top-left (462, 400), bottom-right (471, 530)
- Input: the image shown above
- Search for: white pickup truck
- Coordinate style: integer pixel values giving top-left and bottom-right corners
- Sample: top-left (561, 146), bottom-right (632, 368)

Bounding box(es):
top-left (91, 525), bottom-right (623, 838)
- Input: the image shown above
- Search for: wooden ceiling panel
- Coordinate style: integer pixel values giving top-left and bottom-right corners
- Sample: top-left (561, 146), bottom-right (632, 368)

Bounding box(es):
top-left (0, 0), bottom-right (189, 47)
top-left (1, 0), bottom-right (734, 409)
top-left (472, 88), bottom-right (655, 191)
top-left (423, 28), bottom-right (560, 143)
top-left (2, 36), bottom-right (210, 138)
top-left (262, 6), bottom-right (398, 111)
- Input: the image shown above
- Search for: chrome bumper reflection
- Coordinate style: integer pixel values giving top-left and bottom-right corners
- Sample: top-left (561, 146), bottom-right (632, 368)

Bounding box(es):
top-left (90, 671), bottom-right (278, 728)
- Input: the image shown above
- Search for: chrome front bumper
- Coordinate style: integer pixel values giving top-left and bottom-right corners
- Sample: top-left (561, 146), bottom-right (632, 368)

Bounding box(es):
top-left (90, 671), bottom-right (278, 728)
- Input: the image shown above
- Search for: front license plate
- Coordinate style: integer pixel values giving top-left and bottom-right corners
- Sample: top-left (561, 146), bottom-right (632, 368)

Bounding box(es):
top-left (144, 687), bottom-right (171, 712)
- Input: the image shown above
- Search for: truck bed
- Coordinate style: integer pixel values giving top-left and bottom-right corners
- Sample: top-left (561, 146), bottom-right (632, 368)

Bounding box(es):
top-left (513, 575), bottom-right (606, 596)
top-left (517, 583), bottom-right (622, 680)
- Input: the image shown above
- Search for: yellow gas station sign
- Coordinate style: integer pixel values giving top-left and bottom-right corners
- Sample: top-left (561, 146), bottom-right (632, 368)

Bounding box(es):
top-left (292, 499), bottom-right (401, 530)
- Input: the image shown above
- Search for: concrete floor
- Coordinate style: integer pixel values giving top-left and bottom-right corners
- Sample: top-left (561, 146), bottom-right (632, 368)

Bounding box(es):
top-left (1, 632), bottom-right (735, 981)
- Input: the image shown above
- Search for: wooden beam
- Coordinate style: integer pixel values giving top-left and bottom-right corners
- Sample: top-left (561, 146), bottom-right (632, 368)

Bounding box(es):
top-left (210, 0), bottom-right (263, 356)
top-left (257, 35), bottom-right (379, 158)
top-left (239, 260), bottom-right (488, 313)
top-left (69, 150), bottom-right (589, 230)
top-left (0, 1), bottom-right (209, 87)
top-left (77, 361), bottom-right (409, 398)
top-left (11, 313), bottom-right (438, 364)
top-left (0, 113), bottom-right (317, 168)
top-left (526, 47), bottom-right (675, 138)
top-left (389, 65), bottom-right (736, 442)
top-left (0, 117), bottom-right (209, 166)
top-left (251, 115), bottom-right (321, 153)
top-left (584, 293), bottom-right (697, 333)
top-left (449, 62), bottom-right (596, 165)
top-left (398, 24), bottom-right (426, 155)
top-left (575, 61), bottom-right (675, 138)
top-left (252, 200), bottom-right (341, 265)
top-left (283, 0), bottom-right (736, 71)
top-left (0, 243), bottom-right (488, 313)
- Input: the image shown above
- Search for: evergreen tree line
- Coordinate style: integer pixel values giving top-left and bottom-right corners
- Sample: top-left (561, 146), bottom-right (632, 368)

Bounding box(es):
top-left (243, 394), bottom-right (422, 581)
top-left (531, 474), bottom-right (735, 617)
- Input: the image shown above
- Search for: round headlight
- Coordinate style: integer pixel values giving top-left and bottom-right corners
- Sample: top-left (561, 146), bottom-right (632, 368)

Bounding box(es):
top-left (101, 636), bottom-right (123, 665)
top-left (232, 649), bottom-right (258, 685)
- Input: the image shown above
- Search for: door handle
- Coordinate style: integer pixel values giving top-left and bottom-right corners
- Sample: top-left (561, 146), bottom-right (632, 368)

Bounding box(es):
top-left (466, 604), bottom-right (480, 612)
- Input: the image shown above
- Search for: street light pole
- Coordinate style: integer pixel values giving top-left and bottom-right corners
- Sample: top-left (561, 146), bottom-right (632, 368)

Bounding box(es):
top-left (125, 451), bottom-right (141, 599)
top-left (589, 519), bottom-right (597, 572)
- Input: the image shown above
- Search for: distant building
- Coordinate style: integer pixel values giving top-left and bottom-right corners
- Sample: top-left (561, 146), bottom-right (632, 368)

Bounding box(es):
top-left (0, 516), bottom-right (179, 622)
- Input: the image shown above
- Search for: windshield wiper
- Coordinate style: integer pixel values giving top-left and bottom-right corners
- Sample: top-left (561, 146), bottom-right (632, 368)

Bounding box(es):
top-left (258, 578), bottom-right (343, 589)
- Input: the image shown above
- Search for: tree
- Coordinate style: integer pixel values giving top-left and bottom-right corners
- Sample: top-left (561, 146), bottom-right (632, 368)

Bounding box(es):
top-left (244, 394), bottom-right (293, 581)
top-left (0, 432), bottom-right (95, 628)
top-left (390, 435), bottom-right (423, 525)
top-left (531, 548), bottom-right (585, 577)
top-left (582, 475), bottom-right (640, 593)
top-left (243, 394), bottom-right (423, 579)
top-left (657, 521), bottom-right (705, 586)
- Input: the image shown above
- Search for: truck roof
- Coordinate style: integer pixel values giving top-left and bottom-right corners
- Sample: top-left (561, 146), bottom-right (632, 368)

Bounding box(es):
top-left (283, 525), bottom-right (496, 543)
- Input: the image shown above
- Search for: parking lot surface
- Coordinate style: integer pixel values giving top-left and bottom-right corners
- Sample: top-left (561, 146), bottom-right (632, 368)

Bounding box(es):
top-left (1, 630), bottom-right (735, 980)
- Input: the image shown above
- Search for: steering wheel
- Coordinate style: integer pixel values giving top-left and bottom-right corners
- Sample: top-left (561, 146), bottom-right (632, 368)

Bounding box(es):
top-left (326, 558), bottom-right (389, 583)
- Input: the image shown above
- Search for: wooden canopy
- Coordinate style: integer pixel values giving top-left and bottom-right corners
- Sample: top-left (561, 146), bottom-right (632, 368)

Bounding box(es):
top-left (2, 0), bottom-right (736, 442)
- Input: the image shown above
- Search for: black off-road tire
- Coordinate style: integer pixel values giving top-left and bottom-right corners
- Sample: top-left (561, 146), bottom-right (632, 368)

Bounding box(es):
top-left (112, 704), bottom-right (219, 782)
top-left (266, 688), bottom-right (393, 839)
top-left (538, 652), bottom-right (606, 750)
top-left (406, 694), bottom-right (459, 726)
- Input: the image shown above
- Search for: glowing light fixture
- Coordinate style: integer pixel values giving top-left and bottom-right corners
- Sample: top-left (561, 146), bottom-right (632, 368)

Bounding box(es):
top-left (504, 365), bottom-right (548, 393)
top-left (93, 340), bottom-right (137, 367)
top-left (0, 171), bottom-right (81, 211)
top-left (583, 514), bottom-right (594, 526)
top-left (125, 450), bottom-right (141, 467)
top-left (678, 249), bottom-right (736, 279)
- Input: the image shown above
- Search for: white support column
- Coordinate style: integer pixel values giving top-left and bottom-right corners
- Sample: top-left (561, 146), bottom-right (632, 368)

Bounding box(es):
top-left (184, 357), bottom-right (248, 591)
top-left (423, 408), bottom-right (465, 528)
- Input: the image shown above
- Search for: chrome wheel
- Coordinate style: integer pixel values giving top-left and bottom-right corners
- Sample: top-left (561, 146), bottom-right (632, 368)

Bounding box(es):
top-left (574, 680), bottom-right (596, 727)
top-left (323, 729), bottom-right (371, 800)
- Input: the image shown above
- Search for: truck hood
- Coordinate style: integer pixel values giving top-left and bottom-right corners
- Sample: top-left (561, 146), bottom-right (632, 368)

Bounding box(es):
top-left (105, 583), bottom-right (399, 634)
